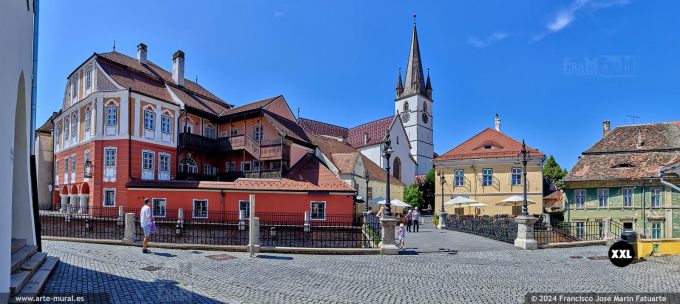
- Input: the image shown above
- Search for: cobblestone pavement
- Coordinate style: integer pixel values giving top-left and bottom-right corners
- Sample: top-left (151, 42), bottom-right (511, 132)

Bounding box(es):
top-left (403, 216), bottom-right (515, 253)
top-left (42, 240), bottom-right (680, 304)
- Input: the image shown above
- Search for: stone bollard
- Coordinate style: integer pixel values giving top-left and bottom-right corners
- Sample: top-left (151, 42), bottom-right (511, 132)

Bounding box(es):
top-left (122, 213), bottom-right (136, 245)
top-left (178, 208), bottom-right (185, 228)
top-left (603, 217), bottom-right (614, 245)
top-left (437, 211), bottom-right (448, 229)
top-left (379, 216), bottom-right (399, 255)
top-left (303, 211), bottom-right (311, 232)
top-left (65, 204), bottom-right (71, 222)
top-left (238, 210), bottom-right (246, 231)
top-left (79, 195), bottom-right (89, 214)
top-left (59, 195), bottom-right (68, 213)
top-left (514, 215), bottom-right (538, 250)
top-left (117, 206), bottom-right (125, 225)
top-left (248, 218), bottom-right (260, 254)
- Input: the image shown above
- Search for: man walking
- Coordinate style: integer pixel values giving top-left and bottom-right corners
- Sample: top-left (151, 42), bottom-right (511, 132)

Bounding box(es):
top-left (412, 208), bottom-right (420, 232)
top-left (141, 198), bottom-right (152, 253)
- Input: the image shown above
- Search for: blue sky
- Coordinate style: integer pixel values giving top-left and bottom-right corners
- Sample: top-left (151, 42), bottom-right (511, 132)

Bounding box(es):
top-left (37, 0), bottom-right (680, 169)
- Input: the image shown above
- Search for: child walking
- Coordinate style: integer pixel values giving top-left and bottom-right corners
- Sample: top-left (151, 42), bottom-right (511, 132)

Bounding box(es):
top-left (398, 222), bottom-right (406, 249)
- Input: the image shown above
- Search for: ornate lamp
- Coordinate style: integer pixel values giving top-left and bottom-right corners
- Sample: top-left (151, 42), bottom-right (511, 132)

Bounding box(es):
top-left (382, 134), bottom-right (394, 217)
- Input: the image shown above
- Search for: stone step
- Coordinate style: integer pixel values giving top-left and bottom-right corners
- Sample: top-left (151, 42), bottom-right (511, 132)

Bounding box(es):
top-left (11, 246), bottom-right (37, 273)
top-left (21, 252), bottom-right (47, 272)
top-left (13, 257), bottom-right (58, 301)
top-left (9, 271), bottom-right (31, 296)
top-left (11, 239), bottom-right (26, 254)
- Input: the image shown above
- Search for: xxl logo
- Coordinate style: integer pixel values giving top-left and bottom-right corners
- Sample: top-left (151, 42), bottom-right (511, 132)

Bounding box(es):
top-left (608, 241), bottom-right (635, 267)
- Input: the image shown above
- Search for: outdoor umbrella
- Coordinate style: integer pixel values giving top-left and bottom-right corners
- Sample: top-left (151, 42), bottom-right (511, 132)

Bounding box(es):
top-left (495, 195), bottom-right (536, 206)
top-left (459, 202), bottom-right (487, 216)
top-left (444, 196), bottom-right (479, 206)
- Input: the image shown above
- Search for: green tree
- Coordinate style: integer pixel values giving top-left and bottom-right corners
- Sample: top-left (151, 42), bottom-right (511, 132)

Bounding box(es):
top-left (543, 155), bottom-right (568, 188)
top-left (421, 168), bottom-right (435, 210)
top-left (404, 183), bottom-right (424, 210)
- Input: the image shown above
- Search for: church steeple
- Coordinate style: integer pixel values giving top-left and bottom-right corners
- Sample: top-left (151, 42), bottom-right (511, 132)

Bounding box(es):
top-left (400, 15), bottom-right (427, 99)
top-left (396, 68), bottom-right (404, 97)
top-left (425, 68), bottom-right (432, 99)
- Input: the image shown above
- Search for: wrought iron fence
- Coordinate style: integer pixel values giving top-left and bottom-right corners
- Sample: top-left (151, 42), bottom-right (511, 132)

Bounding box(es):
top-left (443, 215), bottom-right (518, 243)
top-left (535, 221), bottom-right (604, 245)
top-left (40, 207), bottom-right (125, 240)
top-left (258, 213), bottom-right (363, 248)
top-left (133, 209), bottom-right (248, 246)
top-left (610, 221), bottom-right (623, 240)
top-left (362, 213), bottom-right (382, 248)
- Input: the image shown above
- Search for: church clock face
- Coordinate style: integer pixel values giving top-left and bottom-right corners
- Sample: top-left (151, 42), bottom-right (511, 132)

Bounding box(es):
top-left (422, 112), bottom-right (429, 124)
top-left (401, 111), bottom-right (410, 123)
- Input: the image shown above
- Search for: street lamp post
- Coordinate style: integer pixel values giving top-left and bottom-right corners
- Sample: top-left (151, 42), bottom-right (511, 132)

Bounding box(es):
top-left (382, 134), bottom-right (394, 217)
top-left (437, 170), bottom-right (448, 229)
top-left (439, 171), bottom-right (445, 212)
top-left (365, 169), bottom-right (370, 212)
top-left (520, 140), bottom-right (529, 216)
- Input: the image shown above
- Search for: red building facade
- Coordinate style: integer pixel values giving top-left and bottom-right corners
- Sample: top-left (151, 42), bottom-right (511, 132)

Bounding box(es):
top-left (51, 44), bottom-right (355, 219)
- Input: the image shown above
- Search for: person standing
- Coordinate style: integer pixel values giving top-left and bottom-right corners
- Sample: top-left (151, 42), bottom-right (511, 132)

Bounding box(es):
top-left (141, 198), bottom-right (152, 253)
top-left (397, 223), bottom-right (406, 248)
top-left (412, 208), bottom-right (421, 232)
top-left (406, 210), bottom-right (413, 232)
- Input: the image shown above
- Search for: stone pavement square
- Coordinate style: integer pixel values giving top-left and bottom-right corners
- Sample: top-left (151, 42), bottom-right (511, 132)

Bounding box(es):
top-left (41, 239), bottom-right (680, 304)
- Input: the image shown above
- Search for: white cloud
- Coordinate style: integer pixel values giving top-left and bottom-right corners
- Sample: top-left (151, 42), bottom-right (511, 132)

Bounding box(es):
top-left (532, 0), bottom-right (631, 43)
top-left (468, 32), bottom-right (508, 48)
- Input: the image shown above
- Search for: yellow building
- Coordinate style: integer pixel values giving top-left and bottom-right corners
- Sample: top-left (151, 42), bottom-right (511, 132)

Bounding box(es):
top-left (433, 119), bottom-right (545, 216)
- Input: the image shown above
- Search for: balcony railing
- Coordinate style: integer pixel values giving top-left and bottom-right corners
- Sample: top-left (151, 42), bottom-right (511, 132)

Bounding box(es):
top-left (179, 133), bottom-right (286, 160)
top-left (178, 170), bottom-right (283, 182)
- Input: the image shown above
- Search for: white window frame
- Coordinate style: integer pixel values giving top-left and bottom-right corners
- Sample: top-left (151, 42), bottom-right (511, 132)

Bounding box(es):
top-left (651, 187), bottom-right (662, 208)
top-left (103, 188), bottom-right (116, 207)
top-left (575, 189), bottom-right (586, 208)
top-left (204, 125), bottom-right (215, 139)
top-left (192, 199), bottom-right (209, 219)
top-left (253, 125), bottom-right (263, 141)
top-left (144, 109), bottom-right (156, 131)
top-left (239, 200), bottom-right (250, 219)
top-left (241, 161), bottom-right (252, 172)
top-left (71, 113), bottom-right (78, 142)
top-left (226, 162), bottom-right (235, 172)
top-left (622, 188), bottom-right (634, 208)
top-left (454, 169), bottom-right (464, 187)
top-left (158, 153), bottom-right (170, 181)
top-left (203, 164), bottom-right (212, 176)
top-left (253, 160), bottom-right (261, 172)
top-left (85, 66), bottom-right (93, 92)
top-left (482, 168), bottom-right (493, 186)
top-left (622, 221), bottom-right (635, 231)
top-left (180, 158), bottom-right (197, 174)
top-left (651, 221), bottom-right (663, 239)
top-left (142, 150), bottom-right (155, 180)
top-left (105, 105), bottom-right (117, 126)
top-left (84, 107), bottom-right (92, 138)
top-left (575, 221), bottom-right (585, 239)
top-left (55, 160), bottom-right (60, 185)
top-left (310, 201), bottom-right (326, 221)
top-left (511, 167), bottom-right (522, 185)
top-left (161, 115), bottom-right (172, 134)
top-left (64, 118), bottom-right (70, 145)
top-left (230, 128), bottom-right (238, 136)
top-left (104, 147), bottom-right (117, 182)
top-left (152, 198), bottom-right (167, 218)
top-left (63, 157), bottom-right (69, 182)
top-left (597, 189), bottom-right (609, 208)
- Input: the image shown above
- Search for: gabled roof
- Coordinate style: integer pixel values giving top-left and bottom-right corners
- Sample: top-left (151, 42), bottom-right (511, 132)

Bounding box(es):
top-left (298, 118), bottom-right (349, 139)
top-left (220, 96), bottom-right (280, 118)
top-left (347, 116), bottom-right (393, 148)
top-left (263, 110), bottom-right (311, 144)
top-left (436, 128), bottom-right (545, 161)
top-left (307, 133), bottom-right (405, 186)
top-left (95, 51), bottom-right (230, 115)
top-left (565, 121), bottom-right (680, 182)
top-left (585, 122), bottom-right (680, 153)
top-left (331, 152), bottom-right (360, 175)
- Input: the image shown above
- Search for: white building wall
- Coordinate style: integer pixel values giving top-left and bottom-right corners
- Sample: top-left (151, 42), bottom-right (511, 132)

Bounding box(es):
top-left (395, 93), bottom-right (434, 175)
top-left (357, 123), bottom-right (416, 185)
top-left (0, 0), bottom-right (35, 299)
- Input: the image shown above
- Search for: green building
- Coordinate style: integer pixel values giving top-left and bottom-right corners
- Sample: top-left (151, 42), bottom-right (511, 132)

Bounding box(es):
top-left (564, 121), bottom-right (680, 239)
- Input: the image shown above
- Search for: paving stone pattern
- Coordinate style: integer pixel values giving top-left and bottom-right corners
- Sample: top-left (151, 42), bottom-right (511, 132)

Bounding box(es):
top-left (42, 240), bottom-right (680, 304)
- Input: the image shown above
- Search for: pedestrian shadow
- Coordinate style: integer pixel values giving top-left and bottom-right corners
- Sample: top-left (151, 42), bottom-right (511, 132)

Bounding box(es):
top-left (256, 255), bottom-right (294, 261)
top-left (42, 261), bottom-right (221, 303)
top-left (399, 250), bottom-right (419, 255)
top-left (153, 252), bottom-right (178, 258)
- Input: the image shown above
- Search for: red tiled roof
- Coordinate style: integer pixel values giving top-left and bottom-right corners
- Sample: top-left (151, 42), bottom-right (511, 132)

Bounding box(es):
top-left (331, 153), bottom-right (359, 174)
top-left (220, 96), bottom-right (280, 117)
top-left (298, 118), bottom-right (348, 139)
top-left (586, 122), bottom-right (680, 153)
top-left (347, 116), bottom-right (394, 148)
top-left (436, 128), bottom-right (545, 161)
top-left (564, 152), bottom-right (680, 182)
top-left (96, 51), bottom-right (230, 114)
top-left (264, 110), bottom-right (311, 144)
top-left (127, 154), bottom-right (354, 192)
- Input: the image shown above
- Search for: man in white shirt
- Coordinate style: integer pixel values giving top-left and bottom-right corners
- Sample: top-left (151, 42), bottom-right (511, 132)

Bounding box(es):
top-left (412, 208), bottom-right (420, 232)
top-left (140, 198), bottom-right (152, 253)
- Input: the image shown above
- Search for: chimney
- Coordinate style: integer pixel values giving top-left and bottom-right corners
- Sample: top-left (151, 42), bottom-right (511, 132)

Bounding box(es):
top-left (494, 114), bottom-right (501, 132)
top-left (603, 120), bottom-right (611, 137)
top-left (137, 43), bottom-right (147, 64)
top-left (172, 50), bottom-right (185, 86)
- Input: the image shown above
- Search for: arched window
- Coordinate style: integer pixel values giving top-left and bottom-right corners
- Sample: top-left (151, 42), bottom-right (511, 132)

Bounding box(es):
top-left (179, 158), bottom-right (198, 174)
top-left (64, 118), bottom-right (70, 141)
top-left (403, 101), bottom-right (409, 112)
top-left (392, 157), bottom-right (401, 180)
top-left (71, 113), bottom-right (78, 141)
top-left (423, 102), bottom-right (428, 114)
top-left (84, 106), bottom-right (92, 135)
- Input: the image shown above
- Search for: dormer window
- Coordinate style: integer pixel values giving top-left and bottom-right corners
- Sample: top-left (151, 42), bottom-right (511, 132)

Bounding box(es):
top-left (612, 163), bottom-right (635, 168)
top-left (484, 145), bottom-right (492, 149)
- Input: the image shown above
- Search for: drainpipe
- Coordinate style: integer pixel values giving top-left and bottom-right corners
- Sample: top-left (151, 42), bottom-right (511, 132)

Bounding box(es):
top-left (30, 0), bottom-right (41, 251)
top-left (642, 181), bottom-right (646, 238)
top-left (660, 169), bottom-right (680, 192)
top-left (128, 88), bottom-right (133, 183)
